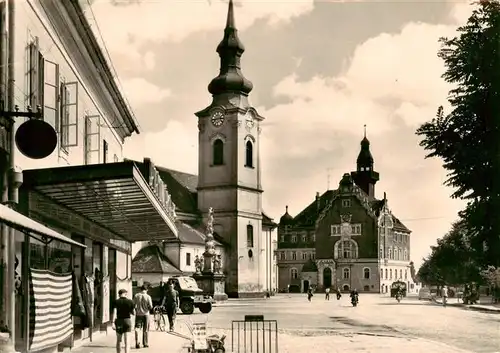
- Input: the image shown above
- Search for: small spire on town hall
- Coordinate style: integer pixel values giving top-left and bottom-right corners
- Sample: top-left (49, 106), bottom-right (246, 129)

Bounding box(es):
top-left (208, 0), bottom-right (254, 96)
top-left (357, 124), bottom-right (374, 169)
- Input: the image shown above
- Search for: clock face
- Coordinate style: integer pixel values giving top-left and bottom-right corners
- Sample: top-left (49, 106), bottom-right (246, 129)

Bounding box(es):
top-left (211, 111), bottom-right (225, 127)
top-left (245, 112), bottom-right (255, 128)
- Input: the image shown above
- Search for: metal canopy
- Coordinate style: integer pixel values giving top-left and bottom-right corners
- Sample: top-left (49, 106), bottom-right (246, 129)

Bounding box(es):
top-left (0, 204), bottom-right (86, 247)
top-left (22, 161), bottom-right (178, 242)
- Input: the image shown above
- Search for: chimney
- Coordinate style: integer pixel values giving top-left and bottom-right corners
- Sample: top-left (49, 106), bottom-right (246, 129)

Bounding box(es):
top-left (316, 192), bottom-right (320, 211)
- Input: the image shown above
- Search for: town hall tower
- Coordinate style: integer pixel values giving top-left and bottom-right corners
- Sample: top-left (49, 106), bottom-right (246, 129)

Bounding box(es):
top-left (195, 0), bottom-right (265, 297)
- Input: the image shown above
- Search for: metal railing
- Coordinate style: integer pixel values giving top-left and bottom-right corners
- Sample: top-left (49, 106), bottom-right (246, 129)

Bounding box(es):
top-left (231, 315), bottom-right (278, 353)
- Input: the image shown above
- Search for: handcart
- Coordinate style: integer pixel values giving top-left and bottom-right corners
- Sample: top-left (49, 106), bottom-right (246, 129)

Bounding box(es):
top-left (173, 316), bottom-right (225, 353)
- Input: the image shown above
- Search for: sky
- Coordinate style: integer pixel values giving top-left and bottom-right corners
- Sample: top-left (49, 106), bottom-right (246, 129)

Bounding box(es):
top-left (88, 0), bottom-right (475, 268)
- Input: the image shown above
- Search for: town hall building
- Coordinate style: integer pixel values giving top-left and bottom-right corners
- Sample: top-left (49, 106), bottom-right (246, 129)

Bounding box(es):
top-left (132, 0), bottom-right (278, 298)
top-left (276, 132), bottom-right (415, 294)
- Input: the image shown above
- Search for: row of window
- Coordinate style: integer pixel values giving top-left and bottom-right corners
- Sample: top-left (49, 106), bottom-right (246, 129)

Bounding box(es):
top-left (393, 232), bottom-right (409, 243)
top-left (331, 224), bottom-right (362, 236)
top-left (27, 37), bottom-right (118, 164)
top-left (289, 267), bottom-right (371, 280)
top-left (279, 233), bottom-right (315, 243)
top-left (379, 246), bottom-right (409, 261)
top-left (212, 138), bottom-right (254, 168)
top-left (381, 268), bottom-right (408, 281)
top-left (279, 251), bottom-right (315, 261)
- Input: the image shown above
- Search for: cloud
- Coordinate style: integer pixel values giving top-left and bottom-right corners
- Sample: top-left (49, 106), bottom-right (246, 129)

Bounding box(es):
top-left (124, 120), bottom-right (198, 174)
top-left (122, 1), bottom-right (474, 268)
top-left (120, 78), bottom-right (172, 107)
top-left (90, 0), bottom-right (314, 71)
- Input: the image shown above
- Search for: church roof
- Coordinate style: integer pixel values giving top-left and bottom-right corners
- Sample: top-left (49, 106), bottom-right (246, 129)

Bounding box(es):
top-left (175, 221), bottom-right (223, 246)
top-left (132, 244), bottom-right (182, 274)
top-left (129, 158), bottom-right (275, 227)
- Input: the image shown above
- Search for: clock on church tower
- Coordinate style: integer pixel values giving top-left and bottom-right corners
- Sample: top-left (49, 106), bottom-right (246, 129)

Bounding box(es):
top-left (194, 0), bottom-right (266, 298)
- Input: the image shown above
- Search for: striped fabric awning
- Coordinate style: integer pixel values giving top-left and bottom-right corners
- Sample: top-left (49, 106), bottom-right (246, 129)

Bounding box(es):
top-left (29, 269), bottom-right (73, 352)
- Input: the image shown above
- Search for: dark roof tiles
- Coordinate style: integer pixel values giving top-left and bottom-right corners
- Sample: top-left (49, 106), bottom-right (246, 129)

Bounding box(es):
top-left (132, 245), bottom-right (182, 274)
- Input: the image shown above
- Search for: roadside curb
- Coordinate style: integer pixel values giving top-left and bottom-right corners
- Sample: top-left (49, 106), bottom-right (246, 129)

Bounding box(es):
top-left (432, 298), bottom-right (500, 313)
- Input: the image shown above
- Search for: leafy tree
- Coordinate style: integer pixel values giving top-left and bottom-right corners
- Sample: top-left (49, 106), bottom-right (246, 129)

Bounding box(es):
top-left (416, 0), bottom-right (500, 267)
top-left (418, 221), bottom-right (480, 285)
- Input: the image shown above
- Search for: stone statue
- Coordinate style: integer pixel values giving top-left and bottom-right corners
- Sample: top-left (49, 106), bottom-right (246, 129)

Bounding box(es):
top-left (194, 255), bottom-right (203, 274)
top-left (213, 254), bottom-right (222, 274)
top-left (203, 207), bottom-right (217, 272)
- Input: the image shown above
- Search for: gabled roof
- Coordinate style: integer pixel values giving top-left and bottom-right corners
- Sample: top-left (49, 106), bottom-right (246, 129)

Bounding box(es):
top-left (132, 244), bottom-right (182, 274)
top-left (284, 190), bottom-right (337, 228)
top-left (280, 177), bottom-right (410, 233)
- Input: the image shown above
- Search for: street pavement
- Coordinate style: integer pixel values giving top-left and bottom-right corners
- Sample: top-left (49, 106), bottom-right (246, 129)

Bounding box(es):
top-left (74, 294), bottom-right (500, 353)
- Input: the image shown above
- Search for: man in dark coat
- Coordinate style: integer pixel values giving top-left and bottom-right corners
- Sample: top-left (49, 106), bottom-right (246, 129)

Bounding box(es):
top-left (164, 282), bottom-right (179, 332)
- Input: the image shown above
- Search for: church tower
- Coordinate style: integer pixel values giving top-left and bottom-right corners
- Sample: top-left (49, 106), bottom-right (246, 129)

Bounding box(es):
top-left (351, 126), bottom-right (379, 199)
top-left (195, 0), bottom-right (265, 297)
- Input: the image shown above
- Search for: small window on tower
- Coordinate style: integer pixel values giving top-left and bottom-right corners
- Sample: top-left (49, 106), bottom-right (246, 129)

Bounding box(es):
top-left (342, 199), bottom-right (351, 207)
top-left (245, 140), bottom-right (253, 168)
top-left (247, 224), bottom-right (254, 248)
top-left (213, 139), bottom-right (224, 166)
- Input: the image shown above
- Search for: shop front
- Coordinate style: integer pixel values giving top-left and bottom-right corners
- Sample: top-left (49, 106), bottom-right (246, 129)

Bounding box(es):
top-left (15, 161), bottom-right (178, 352)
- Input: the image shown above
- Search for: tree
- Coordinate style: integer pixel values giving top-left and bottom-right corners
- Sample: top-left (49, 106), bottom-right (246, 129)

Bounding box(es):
top-left (416, 1), bottom-right (500, 267)
top-left (418, 221), bottom-right (480, 285)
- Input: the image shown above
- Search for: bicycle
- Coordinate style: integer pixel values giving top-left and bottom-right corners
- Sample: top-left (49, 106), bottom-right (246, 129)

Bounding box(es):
top-left (153, 305), bottom-right (167, 331)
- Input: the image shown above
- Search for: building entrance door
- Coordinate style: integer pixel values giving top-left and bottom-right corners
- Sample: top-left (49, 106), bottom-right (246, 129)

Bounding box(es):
top-left (303, 280), bottom-right (310, 293)
top-left (323, 267), bottom-right (332, 289)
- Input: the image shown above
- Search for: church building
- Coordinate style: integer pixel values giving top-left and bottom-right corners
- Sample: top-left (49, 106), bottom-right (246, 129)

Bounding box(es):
top-left (276, 132), bottom-right (415, 294)
top-left (132, 0), bottom-right (277, 298)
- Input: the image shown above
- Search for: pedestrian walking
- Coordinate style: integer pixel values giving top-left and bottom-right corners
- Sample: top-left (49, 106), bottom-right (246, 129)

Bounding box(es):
top-left (134, 285), bottom-right (153, 348)
top-left (111, 289), bottom-right (135, 353)
top-left (325, 287), bottom-right (330, 300)
top-left (442, 285), bottom-right (448, 307)
top-left (336, 288), bottom-right (341, 300)
top-left (164, 282), bottom-right (180, 331)
top-left (307, 287), bottom-right (314, 302)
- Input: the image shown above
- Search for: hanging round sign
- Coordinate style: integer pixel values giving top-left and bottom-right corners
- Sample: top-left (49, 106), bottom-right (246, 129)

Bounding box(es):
top-left (15, 119), bottom-right (57, 159)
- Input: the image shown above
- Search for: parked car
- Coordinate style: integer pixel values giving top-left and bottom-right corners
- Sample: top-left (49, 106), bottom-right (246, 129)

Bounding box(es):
top-left (418, 287), bottom-right (436, 300)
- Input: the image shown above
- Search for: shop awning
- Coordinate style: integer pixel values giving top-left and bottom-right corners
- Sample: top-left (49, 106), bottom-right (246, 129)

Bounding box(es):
top-left (0, 204), bottom-right (86, 247)
top-left (22, 161), bottom-right (178, 242)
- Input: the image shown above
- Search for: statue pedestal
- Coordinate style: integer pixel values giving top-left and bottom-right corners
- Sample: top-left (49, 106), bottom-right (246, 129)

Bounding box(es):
top-left (193, 272), bottom-right (228, 302)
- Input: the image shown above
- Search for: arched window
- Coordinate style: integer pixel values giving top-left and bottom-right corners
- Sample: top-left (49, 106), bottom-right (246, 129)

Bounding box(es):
top-left (395, 248), bottom-right (399, 260)
top-left (389, 269), bottom-right (393, 279)
top-left (334, 239), bottom-right (358, 259)
top-left (213, 139), bottom-right (224, 165)
top-left (399, 269), bottom-right (402, 279)
top-left (245, 140), bottom-right (253, 167)
top-left (384, 269), bottom-right (388, 279)
top-left (399, 249), bottom-right (402, 260)
top-left (363, 268), bottom-right (370, 279)
top-left (292, 251), bottom-right (296, 260)
top-left (380, 269), bottom-right (383, 279)
top-left (404, 250), bottom-right (408, 260)
top-left (379, 246), bottom-right (383, 259)
top-left (404, 269), bottom-right (408, 280)
top-left (291, 268), bottom-right (298, 279)
top-left (388, 248), bottom-right (393, 259)
top-left (247, 224), bottom-right (254, 248)
top-left (343, 267), bottom-right (350, 279)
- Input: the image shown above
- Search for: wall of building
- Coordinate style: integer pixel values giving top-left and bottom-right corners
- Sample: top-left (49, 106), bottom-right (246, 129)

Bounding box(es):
top-left (335, 261), bottom-right (379, 292)
top-left (15, 1), bottom-right (124, 172)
